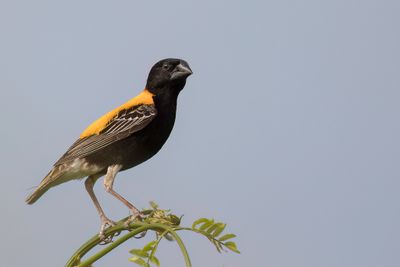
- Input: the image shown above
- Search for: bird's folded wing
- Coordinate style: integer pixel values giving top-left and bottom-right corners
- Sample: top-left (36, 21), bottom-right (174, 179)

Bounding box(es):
top-left (54, 104), bottom-right (157, 166)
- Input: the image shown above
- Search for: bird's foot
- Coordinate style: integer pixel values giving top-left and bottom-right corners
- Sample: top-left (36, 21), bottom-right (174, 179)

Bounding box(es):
top-left (98, 216), bottom-right (117, 244)
top-left (124, 208), bottom-right (144, 226)
top-left (124, 208), bottom-right (146, 238)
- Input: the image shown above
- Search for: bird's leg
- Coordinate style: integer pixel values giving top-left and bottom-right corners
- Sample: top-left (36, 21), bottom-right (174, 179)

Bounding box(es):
top-left (85, 174), bottom-right (116, 242)
top-left (104, 165), bottom-right (143, 224)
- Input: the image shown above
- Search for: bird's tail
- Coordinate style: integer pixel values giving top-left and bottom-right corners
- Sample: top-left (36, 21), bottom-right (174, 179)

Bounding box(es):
top-left (25, 167), bottom-right (64, 204)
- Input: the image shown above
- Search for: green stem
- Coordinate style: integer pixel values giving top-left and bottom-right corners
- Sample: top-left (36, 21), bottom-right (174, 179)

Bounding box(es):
top-left (137, 223), bottom-right (192, 267)
top-left (133, 222), bottom-right (192, 267)
top-left (146, 231), bottom-right (167, 266)
top-left (66, 221), bottom-right (192, 267)
top-left (65, 218), bottom-right (130, 267)
top-left (164, 227), bottom-right (192, 267)
top-left (176, 227), bottom-right (225, 252)
top-left (76, 225), bottom-right (149, 267)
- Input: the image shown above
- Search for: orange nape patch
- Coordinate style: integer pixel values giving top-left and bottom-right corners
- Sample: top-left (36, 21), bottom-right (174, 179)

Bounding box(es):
top-left (79, 89), bottom-right (154, 138)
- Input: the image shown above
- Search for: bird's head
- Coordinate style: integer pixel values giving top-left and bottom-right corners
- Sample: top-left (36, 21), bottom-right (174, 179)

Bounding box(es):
top-left (146, 58), bottom-right (193, 95)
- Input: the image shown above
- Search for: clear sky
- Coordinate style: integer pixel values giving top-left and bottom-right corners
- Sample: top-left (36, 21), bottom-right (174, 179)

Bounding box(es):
top-left (1, 0), bottom-right (399, 266)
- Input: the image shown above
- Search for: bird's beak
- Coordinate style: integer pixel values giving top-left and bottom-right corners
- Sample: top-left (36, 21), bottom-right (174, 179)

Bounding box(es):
top-left (171, 61), bottom-right (193, 80)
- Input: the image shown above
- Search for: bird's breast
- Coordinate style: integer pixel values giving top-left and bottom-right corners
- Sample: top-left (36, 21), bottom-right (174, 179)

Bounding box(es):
top-left (85, 95), bottom-right (178, 171)
top-left (117, 105), bottom-right (177, 170)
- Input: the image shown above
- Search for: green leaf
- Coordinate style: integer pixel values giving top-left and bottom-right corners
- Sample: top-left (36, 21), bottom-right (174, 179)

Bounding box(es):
top-left (207, 223), bottom-right (226, 237)
top-left (218, 234), bottom-right (236, 242)
top-left (149, 201), bottom-right (159, 209)
top-left (149, 255), bottom-right (160, 267)
top-left (142, 241), bottom-right (156, 252)
top-left (129, 256), bottom-right (149, 266)
top-left (168, 214), bottom-right (181, 226)
top-left (199, 220), bottom-right (214, 231)
top-left (211, 223), bottom-right (226, 237)
top-left (224, 241), bottom-right (240, 253)
top-left (192, 218), bottom-right (210, 229)
top-left (206, 223), bottom-right (220, 235)
top-left (129, 249), bottom-right (149, 258)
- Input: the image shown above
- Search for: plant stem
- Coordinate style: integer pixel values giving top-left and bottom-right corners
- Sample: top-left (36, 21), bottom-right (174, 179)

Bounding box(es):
top-left (146, 231), bottom-right (167, 266)
top-left (163, 228), bottom-right (192, 267)
top-left (76, 225), bottom-right (149, 267)
top-left (137, 223), bottom-right (192, 267)
top-left (65, 218), bottom-right (130, 267)
top-left (66, 221), bottom-right (192, 267)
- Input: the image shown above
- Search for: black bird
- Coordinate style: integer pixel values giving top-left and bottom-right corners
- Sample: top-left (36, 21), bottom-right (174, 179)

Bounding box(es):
top-left (26, 58), bottom-right (192, 237)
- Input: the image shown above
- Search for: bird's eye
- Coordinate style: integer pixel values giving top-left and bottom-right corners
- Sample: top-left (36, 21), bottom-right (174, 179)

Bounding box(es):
top-left (162, 64), bottom-right (170, 70)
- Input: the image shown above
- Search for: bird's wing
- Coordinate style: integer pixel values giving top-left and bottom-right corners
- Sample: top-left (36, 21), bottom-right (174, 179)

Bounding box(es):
top-left (54, 104), bottom-right (157, 166)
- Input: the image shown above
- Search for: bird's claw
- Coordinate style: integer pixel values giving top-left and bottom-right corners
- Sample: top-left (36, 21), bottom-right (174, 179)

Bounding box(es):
top-left (123, 212), bottom-right (146, 238)
top-left (124, 210), bottom-right (144, 225)
top-left (134, 230), bottom-right (147, 239)
top-left (98, 217), bottom-right (117, 244)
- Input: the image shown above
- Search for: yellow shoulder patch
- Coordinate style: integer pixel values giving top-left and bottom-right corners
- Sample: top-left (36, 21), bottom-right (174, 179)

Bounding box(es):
top-left (79, 89), bottom-right (154, 138)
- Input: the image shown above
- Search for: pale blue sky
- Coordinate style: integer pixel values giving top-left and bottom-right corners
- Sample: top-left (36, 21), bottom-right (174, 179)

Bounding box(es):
top-left (1, 0), bottom-right (399, 266)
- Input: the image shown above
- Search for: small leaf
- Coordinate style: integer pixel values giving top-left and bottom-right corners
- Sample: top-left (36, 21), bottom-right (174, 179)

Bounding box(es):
top-left (207, 223), bottom-right (225, 237)
top-left (192, 218), bottom-right (210, 229)
top-left (149, 201), bottom-right (159, 210)
top-left (129, 249), bottom-right (149, 258)
top-left (199, 220), bottom-right (214, 231)
top-left (149, 255), bottom-right (160, 267)
top-left (168, 214), bottom-right (181, 226)
top-left (129, 256), bottom-right (148, 266)
top-left (213, 223), bottom-right (226, 237)
top-left (224, 241), bottom-right (240, 253)
top-left (142, 241), bottom-right (156, 252)
top-left (141, 209), bottom-right (153, 216)
top-left (206, 222), bottom-right (221, 235)
top-left (219, 234), bottom-right (236, 242)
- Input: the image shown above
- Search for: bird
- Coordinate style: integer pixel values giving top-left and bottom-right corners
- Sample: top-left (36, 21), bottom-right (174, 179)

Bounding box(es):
top-left (26, 58), bottom-right (193, 238)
